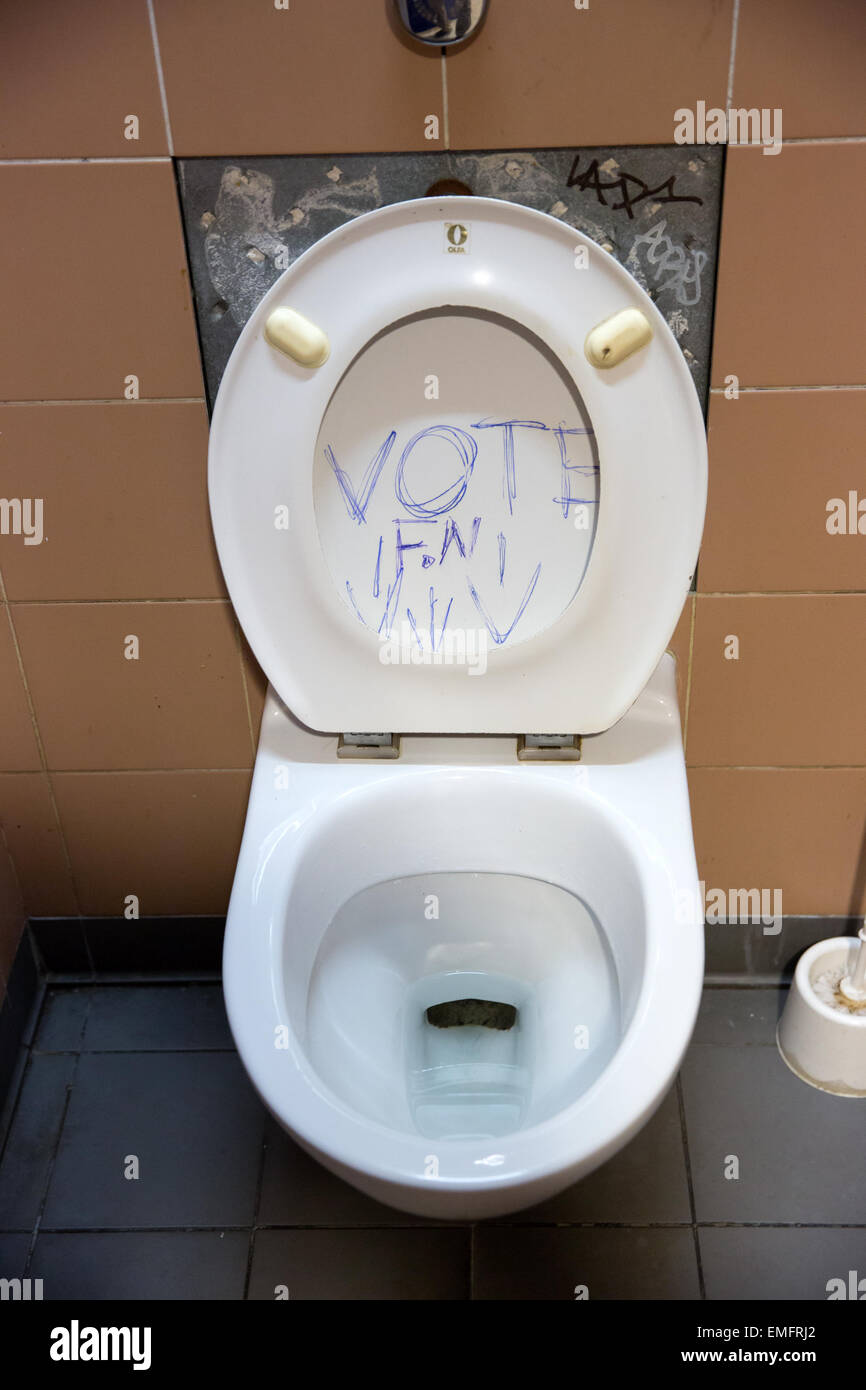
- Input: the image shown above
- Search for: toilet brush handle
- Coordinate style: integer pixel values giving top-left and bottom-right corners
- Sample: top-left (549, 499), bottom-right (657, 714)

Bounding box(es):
top-left (849, 925), bottom-right (866, 992)
top-left (838, 923), bottom-right (866, 1002)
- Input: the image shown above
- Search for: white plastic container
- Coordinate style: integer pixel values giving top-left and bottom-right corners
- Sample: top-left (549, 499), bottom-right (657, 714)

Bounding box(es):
top-left (777, 936), bottom-right (866, 1097)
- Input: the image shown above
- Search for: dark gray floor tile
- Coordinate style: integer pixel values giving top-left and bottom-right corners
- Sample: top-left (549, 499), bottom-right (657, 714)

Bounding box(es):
top-left (0, 1055), bottom-right (74, 1230)
top-left (682, 1045), bottom-right (866, 1224)
top-left (82, 984), bottom-right (233, 1052)
top-left (692, 988), bottom-right (785, 1046)
top-left (33, 1230), bottom-right (249, 1300)
top-left (249, 1227), bottom-right (469, 1300)
top-left (700, 1226), bottom-right (866, 1301)
top-left (493, 1085), bottom-right (690, 1225)
top-left (34, 988), bottom-right (92, 1052)
top-left (473, 1227), bottom-right (700, 1300)
top-left (258, 1119), bottom-right (439, 1226)
top-left (42, 1052), bottom-right (265, 1229)
top-left (0, 1233), bottom-right (31, 1281)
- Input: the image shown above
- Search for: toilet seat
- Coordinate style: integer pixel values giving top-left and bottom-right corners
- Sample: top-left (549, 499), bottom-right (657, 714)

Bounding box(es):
top-left (209, 196), bottom-right (707, 734)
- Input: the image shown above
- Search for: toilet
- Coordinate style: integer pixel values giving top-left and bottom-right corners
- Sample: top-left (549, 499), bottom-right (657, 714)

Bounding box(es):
top-left (208, 196), bottom-right (707, 1220)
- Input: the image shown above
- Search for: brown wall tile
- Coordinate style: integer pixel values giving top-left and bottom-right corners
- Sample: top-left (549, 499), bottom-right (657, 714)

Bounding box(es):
top-left (153, 0), bottom-right (443, 156)
top-left (0, 605), bottom-right (41, 771)
top-left (0, 773), bottom-right (77, 917)
top-left (1, 1), bottom-right (861, 931)
top-left (689, 767), bottom-right (866, 916)
top-left (53, 770), bottom-right (251, 915)
top-left (700, 389), bottom-right (866, 593)
top-left (688, 595), bottom-right (866, 767)
top-left (0, 164), bottom-right (202, 401)
top-left (0, 0), bottom-right (167, 158)
top-left (11, 602), bottom-right (251, 771)
top-left (734, 0), bottom-right (866, 139)
top-left (711, 145), bottom-right (866, 388)
top-left (446, 0), bottom-right (733, 149)
top-left (0, 403), bottom-right (224, 601)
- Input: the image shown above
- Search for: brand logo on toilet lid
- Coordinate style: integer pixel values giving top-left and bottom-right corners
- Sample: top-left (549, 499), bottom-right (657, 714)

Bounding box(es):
top-left (444, 221), bottom-right (471, 253)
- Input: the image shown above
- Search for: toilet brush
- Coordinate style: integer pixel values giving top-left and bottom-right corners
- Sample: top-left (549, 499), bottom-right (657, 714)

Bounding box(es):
top-left (777, 923), bottom-right (866, 1096)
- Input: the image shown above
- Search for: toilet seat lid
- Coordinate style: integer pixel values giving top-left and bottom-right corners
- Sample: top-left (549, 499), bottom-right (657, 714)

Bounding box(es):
top-left (208, 196), bottom-right (706, 734)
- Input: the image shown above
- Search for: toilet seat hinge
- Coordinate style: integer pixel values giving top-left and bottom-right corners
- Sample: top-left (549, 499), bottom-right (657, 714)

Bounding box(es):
top-left (337, 732), bottom-right (401, 760)
top-left (517, 734), bottom-right (582, 762)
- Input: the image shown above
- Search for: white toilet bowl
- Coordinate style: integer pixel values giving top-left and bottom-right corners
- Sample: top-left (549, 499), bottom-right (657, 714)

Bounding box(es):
top-left (224, 656), bottom-right (702, 1218)
top-left (209, 195), bottom-right (707, 1218)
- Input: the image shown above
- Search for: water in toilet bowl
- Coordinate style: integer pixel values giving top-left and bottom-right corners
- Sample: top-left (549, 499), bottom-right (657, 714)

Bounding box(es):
top-left (405, 968), bottom-right (533, 1139)
top-left (305, 871), bottom-right (620, 1142)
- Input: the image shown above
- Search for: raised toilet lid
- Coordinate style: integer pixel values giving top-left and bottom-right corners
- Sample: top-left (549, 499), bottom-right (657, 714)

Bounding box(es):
top-left (208, 196), bottom-right (707, 734)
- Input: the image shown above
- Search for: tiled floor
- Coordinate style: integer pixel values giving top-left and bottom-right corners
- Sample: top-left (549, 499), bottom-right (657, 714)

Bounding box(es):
top-left (0, 984), bottom-right (863, 1300)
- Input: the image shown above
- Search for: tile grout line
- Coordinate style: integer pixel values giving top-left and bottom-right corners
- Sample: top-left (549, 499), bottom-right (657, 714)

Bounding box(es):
top-left (676, 1073), bottom-right (706, 1300)
top-left (696, 590), bottom-right (866, 597)
top-left (724, 0), bottom-right (740, 110)
top-left (8, 598), bottom-right (231, 608)
top-left (21, 591), bottom-right (866, 604)
top-left (146, 0), bottom-right (175, 157)
top-left (0, 157), bottom-right (173, 166)
top-left (243, 1126), bottom-right (269, 1300)
top-left (4, 389), bottom-right (864, 407)
top-left (34, 1047), bottom-right (237, 1057)
top-left (781, 135), bottom-right (866, 145)
top-left (4, 761), bottom-right (866, 773)
top-left (0, 580), bottom-right (82, 919)
top-left (18, 1219), bottom-right (866, 1234)
top-left (10, 768), bottom-right (253, 777)
top-left (708, 384), bottom-right (866, 393)
top-left (0, 398), bottom-right (206, 407)
top-left (0, 143), bottom-right (862, 171)
top-left (686, 763), bottom-right (866, 771)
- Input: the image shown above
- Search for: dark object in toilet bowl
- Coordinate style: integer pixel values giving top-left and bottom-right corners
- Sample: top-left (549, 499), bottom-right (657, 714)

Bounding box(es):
top-left (426, 999), bottom-right (518, 1030)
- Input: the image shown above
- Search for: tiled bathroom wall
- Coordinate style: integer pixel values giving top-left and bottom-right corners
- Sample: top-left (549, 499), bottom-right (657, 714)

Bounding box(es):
top-left (1, 0), bottom-right (865, 996)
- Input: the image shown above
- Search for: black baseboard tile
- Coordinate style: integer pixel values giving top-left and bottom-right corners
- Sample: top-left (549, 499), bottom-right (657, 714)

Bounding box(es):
top-left (27, 914), bottom-right (861, 986)
top-left (29, 916), bottom-right (226, 976)
top-left (29, 918), bottom-right (90, 974)
top-left (84, 917), bottom-right (226, 974)
top-left (703, 915), bottom-right (862, 980)
top-left (3, 929), bottom-right (41, 1044)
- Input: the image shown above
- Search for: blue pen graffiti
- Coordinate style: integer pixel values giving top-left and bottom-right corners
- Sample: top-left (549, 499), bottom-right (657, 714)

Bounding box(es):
top-left (326, 430), bottom-right (395, 524)
top-left (395, 425), bottom-right (477, 517)
top-left (325, 418), bottom-right (598, 646)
